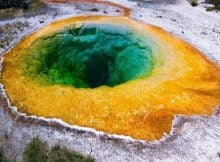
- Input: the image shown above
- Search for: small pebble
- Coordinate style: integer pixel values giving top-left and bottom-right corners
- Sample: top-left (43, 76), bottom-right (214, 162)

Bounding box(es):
top-left (217, 152), bottom-right (220, 157)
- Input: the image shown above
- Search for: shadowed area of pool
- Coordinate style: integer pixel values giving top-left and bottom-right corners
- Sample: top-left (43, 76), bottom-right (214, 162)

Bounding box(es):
top-left (22, 24), bottom-right (153, 88)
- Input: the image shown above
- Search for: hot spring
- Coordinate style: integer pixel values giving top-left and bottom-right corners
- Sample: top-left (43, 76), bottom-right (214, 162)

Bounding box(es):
top-left (1, 16), bottom-right (220, 140)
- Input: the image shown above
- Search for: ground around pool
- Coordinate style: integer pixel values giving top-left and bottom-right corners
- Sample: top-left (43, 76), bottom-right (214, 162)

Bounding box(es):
top-left (0, 0), bottom-right (220, 161)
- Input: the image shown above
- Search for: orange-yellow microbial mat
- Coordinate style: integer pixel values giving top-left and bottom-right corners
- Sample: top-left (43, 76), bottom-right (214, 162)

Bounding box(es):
top-left (1, 16), bottom-right (220, 140)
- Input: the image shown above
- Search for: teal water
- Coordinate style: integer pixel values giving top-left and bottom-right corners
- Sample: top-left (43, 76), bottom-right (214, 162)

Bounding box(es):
top-left (22, 24), bottom-right (154, 88)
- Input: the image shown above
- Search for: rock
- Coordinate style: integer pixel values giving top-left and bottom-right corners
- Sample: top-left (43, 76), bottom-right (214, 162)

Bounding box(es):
top-left (201, 31), bottom-right (208, 35)
top-left (90, 8), bottom-right (99, 12)
top-left (39, 20), bottom-right (44, 24)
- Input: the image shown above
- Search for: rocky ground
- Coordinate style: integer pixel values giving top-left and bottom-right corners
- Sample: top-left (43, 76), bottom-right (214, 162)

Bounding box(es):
top-left (0, 0), bottom-right (220, 161)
